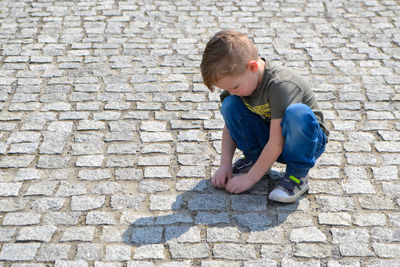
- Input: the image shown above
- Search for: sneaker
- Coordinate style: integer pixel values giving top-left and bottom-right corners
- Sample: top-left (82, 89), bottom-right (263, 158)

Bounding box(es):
top-left (268, 174), bottom-right (309, 203)
top-left (232, 156), bottom-right (254, 174)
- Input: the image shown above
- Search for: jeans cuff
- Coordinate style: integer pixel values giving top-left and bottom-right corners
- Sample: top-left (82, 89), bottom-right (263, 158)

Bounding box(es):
top-left (285, 167), bottom-right (309, 178)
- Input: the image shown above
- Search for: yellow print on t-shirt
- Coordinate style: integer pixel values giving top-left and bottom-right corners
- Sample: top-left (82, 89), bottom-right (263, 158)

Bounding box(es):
top-left (244, 102), bottom-right (271, 118)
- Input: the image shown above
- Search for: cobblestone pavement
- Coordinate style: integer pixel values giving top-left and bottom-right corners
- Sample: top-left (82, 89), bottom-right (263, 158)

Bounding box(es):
top-left (0, 0), bottom-right (399, 266)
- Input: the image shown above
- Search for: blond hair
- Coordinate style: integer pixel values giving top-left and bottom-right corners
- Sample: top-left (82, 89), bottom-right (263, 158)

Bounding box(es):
top-left (200, 30), bottom-right (259, 91)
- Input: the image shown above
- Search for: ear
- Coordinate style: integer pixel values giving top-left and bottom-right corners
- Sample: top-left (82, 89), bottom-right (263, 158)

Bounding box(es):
top-left (247, 60), bottom-right (258, 73)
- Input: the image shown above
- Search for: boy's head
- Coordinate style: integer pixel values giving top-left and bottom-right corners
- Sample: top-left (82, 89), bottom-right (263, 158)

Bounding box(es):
top-left (200, 30), bottom-right (259, 91)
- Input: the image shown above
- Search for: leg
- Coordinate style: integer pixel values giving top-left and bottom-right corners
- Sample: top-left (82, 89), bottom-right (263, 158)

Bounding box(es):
top-left (281, 103), bottom-right (327, 177)
top-left (269, 103), bottom-right (327, 203)
top-left (220, 95), bottom-right (270, 163)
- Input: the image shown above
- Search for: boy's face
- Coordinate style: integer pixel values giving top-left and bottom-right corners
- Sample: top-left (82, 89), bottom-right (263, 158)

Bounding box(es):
top-left (214, 61), bottom-right (261, 97)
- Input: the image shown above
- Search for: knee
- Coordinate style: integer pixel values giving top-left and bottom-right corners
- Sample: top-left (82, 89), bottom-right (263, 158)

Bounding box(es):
top-left (283, 104), bottom-right (317, 131)
top-left (284, 103), bottom-right (312, 123)
top-left (220, 95), bottom-right (243, 119)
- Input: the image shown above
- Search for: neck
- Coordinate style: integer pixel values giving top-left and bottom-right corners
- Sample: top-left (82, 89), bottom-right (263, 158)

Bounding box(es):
top-left (257, 58), bottom-right (265, 84)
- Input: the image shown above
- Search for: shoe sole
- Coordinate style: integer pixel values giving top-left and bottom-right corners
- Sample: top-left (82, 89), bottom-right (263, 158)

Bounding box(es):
top-left (268, 184), bottom-right (309, 203)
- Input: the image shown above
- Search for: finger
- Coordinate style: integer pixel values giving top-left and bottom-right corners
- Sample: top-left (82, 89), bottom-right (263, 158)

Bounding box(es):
top-left (216, 175), bottom-right (225, 188)
top-left (211, 176), bottom-right (216, 186)
top-left (226, 180), bottom-right (234, 193)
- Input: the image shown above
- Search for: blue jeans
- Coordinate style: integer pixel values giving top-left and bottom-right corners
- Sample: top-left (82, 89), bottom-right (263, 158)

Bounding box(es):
top-left (220, 95), bottom-right (327, 178)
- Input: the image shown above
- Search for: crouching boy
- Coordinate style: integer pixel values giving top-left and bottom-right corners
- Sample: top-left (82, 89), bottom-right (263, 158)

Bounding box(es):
top-left (200, 30), bottom-right (329, 203)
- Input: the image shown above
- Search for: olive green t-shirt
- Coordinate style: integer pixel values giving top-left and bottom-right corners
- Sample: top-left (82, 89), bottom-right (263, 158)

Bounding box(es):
top-left (220, 62), bottom-right (329, 137)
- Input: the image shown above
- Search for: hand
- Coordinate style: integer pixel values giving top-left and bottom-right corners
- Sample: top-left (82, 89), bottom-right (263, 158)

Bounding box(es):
top-left (211, 165), bottom-right (232, 188)
top-left (225, 173), bottom-right (256, 194)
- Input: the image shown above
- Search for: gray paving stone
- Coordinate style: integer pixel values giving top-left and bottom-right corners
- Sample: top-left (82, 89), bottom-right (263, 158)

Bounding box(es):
top-left (230, 195), bottom-right (267, 211)
top-left (3, 212), bottom-right (41, 226)
top-left (127, 262), bottom-right (155, 267)
top-left (165, 226), bottom-right (201, 243)
top-left (71, 195), bottom-right (105, 211)
top-left (24, 181), bottom-right (58, 196)
top-left (111, 194), bottom-right (145, 210)
top-left (0, 228), bottom-right (16, 242)
top-left (0, 182), bottom-right (22, 196)
top-left (0, 155), bottom-right (35, 168)
top-left (131, 227), bottom-right (163, 244)
top-left (235, 213), bottom-right (273, 230)
top-left (76, 155), bottom-right (104, 167)
top-left (281, 258), bottom-right (320, 267)
top-left (138, 180), bottom-right (170, 193)
top-left (316, 196), bottom-right (356, 212)
top-left (318, 212), bottom-right (352, 226)
top-left (92, 181), bottom-right (124, 195)
top-left (37, 155), bottom-right (70, 168)
top-left (207, 227), bottom-right (241, 243)
top-left (213, 244), bottom-right (257, 260)
top-left (0, 198), bottom-right (29, 212)
top-left (150, 195), bottom-right (182, 211)
top-left (194, 212), bottom-right (230, 225)
top-left (293, 243), bottom-right (333, 258)
top-left (60, 226), bottom-right (95, 242)
top-left (78, 169), bottom-right (112, 181)
top-left (105, 245), bottom-right (131, 261)
top-left (56, 182), bottom-right (88, 196)
top-left (188, 194), bottom-right (226, 211)
top-left (16, 225), bottom-right (57, 242)
top-left (76, 244), bottom-right (103, 260)
top-left (36, 244), bottom-right (71, 261)
top-left (86, 211), bottom-right (116, 225)
top-left (0, 243), bottom-right (41, 261)
top-left (43, 212), bottom-right (82, 225)
top-left (290, 227), bottom-right (327, 243)
top-left (339, 243), bottom-right (374, 257)
top-left (169, 243), bottom-right (210, 259)
top-left (54, 261), bottom-right (88, 267)
top-left (115, 168), bottom-right (143, 180)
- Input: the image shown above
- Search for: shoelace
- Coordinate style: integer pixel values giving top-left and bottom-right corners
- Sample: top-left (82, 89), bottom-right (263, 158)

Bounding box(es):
top-left (278, 176), bottom-right (302, 191)
top-left (234, 157), bottom-right (252, 170)
top-left (277, 176), bottom-right (298, 191)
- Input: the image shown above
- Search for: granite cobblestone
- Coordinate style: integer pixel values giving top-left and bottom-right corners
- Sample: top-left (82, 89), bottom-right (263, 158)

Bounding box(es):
top-left (0, 0), bottom-right (399, 265)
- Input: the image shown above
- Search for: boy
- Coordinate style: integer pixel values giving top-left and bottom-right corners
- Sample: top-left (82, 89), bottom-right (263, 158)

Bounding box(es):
top-left (200, 30), bottom-right (329, 203)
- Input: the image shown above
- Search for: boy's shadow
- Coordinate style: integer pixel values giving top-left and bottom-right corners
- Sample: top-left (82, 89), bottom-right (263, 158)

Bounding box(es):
top-left (123, 170), bottom-right (302, 246)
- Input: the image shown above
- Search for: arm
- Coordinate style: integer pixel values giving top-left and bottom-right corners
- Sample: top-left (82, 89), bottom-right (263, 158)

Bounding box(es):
top-left (247, 118), bottom-right (284, 181)
top-left (225, 118), bottom-right (284, 194)
top-left (211, 124), bottom-right (237, 188)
